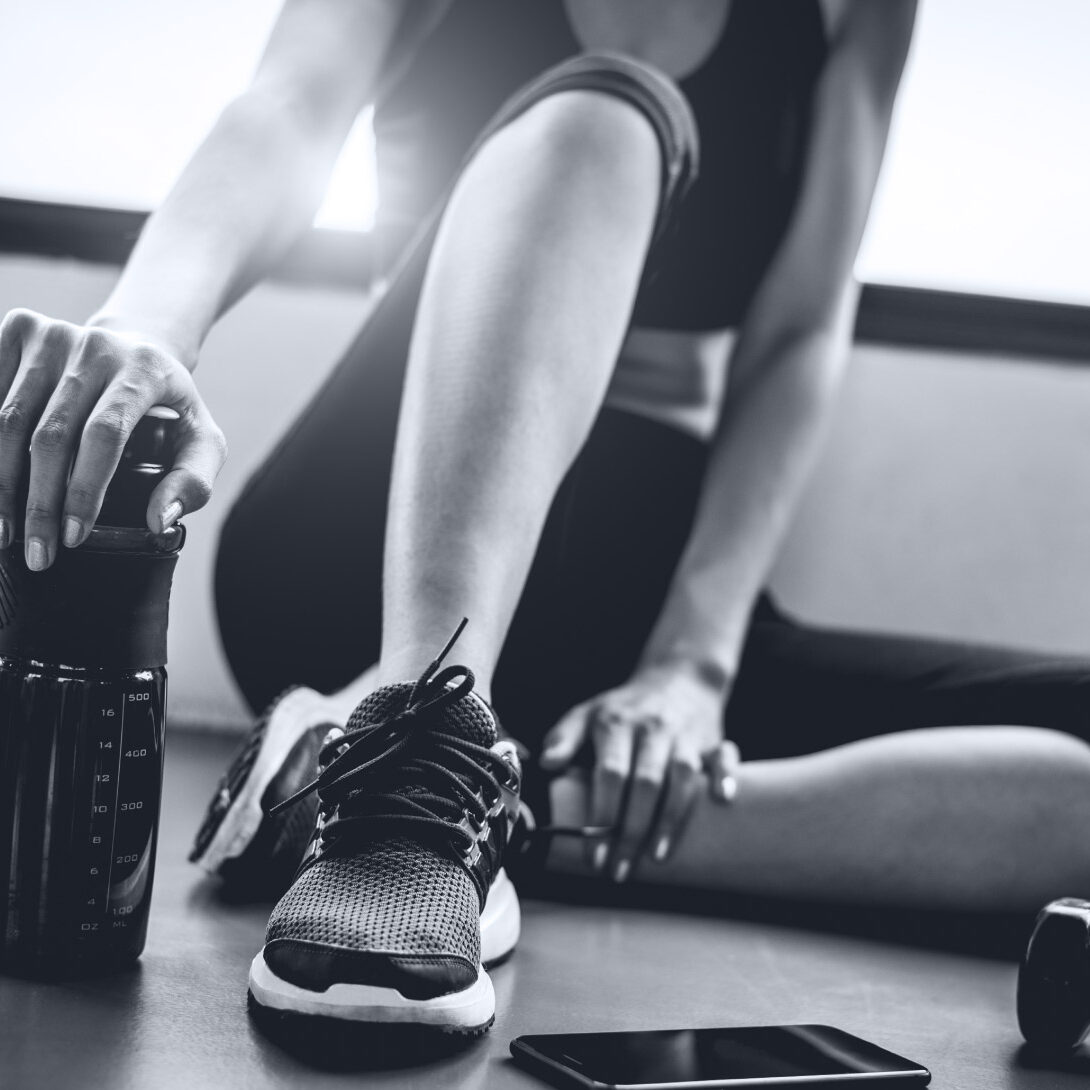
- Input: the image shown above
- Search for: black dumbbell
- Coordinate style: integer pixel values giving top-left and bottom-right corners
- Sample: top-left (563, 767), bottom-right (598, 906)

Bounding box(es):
top-left (1018, 897), bottom-right (1090, 1051)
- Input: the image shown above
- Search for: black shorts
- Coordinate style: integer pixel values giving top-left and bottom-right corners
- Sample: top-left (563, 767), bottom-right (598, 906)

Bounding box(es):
top-left (215, 55), bottom-right (1090, 759)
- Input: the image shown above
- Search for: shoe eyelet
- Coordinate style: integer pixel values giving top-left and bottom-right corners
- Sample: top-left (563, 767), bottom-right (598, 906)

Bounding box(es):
top-left (457, 810), bottom-right (482, 841)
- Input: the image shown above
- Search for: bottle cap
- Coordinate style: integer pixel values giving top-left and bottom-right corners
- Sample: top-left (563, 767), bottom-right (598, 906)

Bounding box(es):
top-left (97, 408), bottom-right (179, 529)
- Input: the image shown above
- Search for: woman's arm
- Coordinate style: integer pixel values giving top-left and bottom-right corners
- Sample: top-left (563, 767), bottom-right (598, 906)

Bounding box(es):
top-left (640, 0), bottom-right (917, 684)
top-left (90, 0), bottom-right (409, 365)
top-left (539, 1), bottom-right (919, 883)
top-left (0, 0), bottom-right (411, 564)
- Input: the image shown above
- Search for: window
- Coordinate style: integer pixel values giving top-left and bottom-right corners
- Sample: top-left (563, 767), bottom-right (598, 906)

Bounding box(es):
top-left (857, 0), bottom-right (1090, 305)
top-left (3, 1), bottom-right (1088, 307)
top-left (0, 0), bottom-right (376, 231)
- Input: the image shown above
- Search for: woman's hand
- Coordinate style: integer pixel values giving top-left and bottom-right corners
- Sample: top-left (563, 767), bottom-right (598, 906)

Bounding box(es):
top-left (539, 660), bottom-right (741, 882)
top-left (0, 309), bottom-right (226, 568)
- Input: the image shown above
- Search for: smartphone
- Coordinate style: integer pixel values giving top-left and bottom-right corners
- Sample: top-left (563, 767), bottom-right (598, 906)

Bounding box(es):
top-left (510, 1024), bottom-right (931, 1089)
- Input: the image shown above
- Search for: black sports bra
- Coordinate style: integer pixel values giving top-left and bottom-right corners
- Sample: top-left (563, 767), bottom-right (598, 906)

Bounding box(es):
top-left (374, 0), bottom-right (828, 332)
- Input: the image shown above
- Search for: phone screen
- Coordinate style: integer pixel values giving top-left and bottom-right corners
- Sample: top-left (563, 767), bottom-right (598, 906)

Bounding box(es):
top-left (513, 1024), bottom-right (930, 1088)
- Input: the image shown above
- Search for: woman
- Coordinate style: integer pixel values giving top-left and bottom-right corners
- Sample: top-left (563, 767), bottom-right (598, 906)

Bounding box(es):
top-left (4, 0), bottom-right (1090, 1036)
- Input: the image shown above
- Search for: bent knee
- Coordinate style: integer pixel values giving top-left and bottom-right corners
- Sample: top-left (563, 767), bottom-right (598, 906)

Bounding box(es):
top-left (504, 87), bottom-right (664, 183)
top-left (492, 51), bottom-right (696, 181)
top-left (973, 727), bottom-right (1090, 808)
top-left (994, 725), bottom-right (1090, 762)
top-left (942, 724), bottom-right (1090, 768)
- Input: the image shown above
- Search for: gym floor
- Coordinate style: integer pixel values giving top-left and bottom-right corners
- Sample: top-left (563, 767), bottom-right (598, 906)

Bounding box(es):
top-left (0, 730), bottom-right (1086, 1089)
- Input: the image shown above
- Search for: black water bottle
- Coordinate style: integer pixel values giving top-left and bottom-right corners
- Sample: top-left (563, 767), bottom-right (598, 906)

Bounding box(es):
top-left (0, 408), bottom-right (184, 977)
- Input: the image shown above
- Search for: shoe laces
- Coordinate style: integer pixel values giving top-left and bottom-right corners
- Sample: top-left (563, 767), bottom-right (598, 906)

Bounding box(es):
top-left (270, 620), bottom-right (515, 860)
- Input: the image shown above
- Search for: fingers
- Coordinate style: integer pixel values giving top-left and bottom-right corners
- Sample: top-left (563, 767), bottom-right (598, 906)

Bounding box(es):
top-left (23, 328), bottom-right (165, 563)
top-left (610, 717), bottom-right (671, 881)
top-left (0, 308), bottom-right (32, 400)
top-left (707, 739), bottom-right (742, 803)
top-left (613, 736), bottom-right (740, 873)
top-left (539, 702), bottom-right (592, 771)
top-left (61, 378), bottom-right (163, 547)
top-left (648, 741), bottom-right (703, 865)
top-left (0, 315), bottom-right (73, 559)
top-left (144, 396), bottom-right (227, 532)
top-left (0, 310), bottom-right (223, 561)
top-left (1, 318), bottom-right (80, 562)
top-left (25, 359), bottom-right (120, 564)
top-left (586, 709), bottom-right (634, 872)
top-left (551, 671), bottom-right (736, 881)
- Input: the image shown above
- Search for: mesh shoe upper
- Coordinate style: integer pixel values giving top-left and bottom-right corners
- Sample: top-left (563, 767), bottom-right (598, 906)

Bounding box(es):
top-left (261, 644), bottom-right (521, 999)
top-left (265, 837), bottom-right (483, 994)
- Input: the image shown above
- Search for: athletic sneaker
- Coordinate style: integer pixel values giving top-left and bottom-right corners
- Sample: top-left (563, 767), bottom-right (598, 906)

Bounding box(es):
top-left (189, 686), bottom-right (362, 893)
top-left (247, 626), bottom-right (523, 1035)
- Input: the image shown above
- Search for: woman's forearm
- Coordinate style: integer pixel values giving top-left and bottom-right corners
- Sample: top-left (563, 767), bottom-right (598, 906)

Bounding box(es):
top-left (640, 1), bottom-right (914, 680)
top-left (90, 0), bottom-right (408, 366)
top-left (640, 297), bottom-right (855, 679)
top-left (90, 93), bottom-right (338, 365)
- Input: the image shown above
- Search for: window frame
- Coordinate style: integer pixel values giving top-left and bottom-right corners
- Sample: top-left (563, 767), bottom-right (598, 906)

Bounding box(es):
top-left (2, 195), bottom-right (1088, 363)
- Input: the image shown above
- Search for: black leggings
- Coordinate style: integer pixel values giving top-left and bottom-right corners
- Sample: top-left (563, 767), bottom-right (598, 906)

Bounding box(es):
top-left (214, 55), bottom-right (1090, 760)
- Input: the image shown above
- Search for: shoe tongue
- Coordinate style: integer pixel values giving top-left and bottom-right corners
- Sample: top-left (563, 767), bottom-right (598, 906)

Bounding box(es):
top-left (345, 679), bottom-right (497, 749)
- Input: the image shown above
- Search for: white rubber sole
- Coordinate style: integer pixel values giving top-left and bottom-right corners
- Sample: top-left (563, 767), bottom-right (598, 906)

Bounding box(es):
top-left (249, 956), bottom-right (496, 1029)
top-left (195, 687), bottom-right (356, 875)
top-left (248, 868), bottom-right (520, 1029)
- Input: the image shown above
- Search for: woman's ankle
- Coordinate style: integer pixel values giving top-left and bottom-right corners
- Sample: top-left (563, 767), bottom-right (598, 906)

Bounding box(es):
top-left (327, 664), bottom-right (380, 713)
top-left (375, 644), bottom-right (494, 704)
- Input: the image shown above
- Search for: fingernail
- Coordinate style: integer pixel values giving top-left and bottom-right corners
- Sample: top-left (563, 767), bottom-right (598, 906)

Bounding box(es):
top-left (613, 859), bottom-right (630, 883)
top-left (0, 518), bottom-right (10, 550)
top-left (593, 842), bottom-right (609, 871)
top-left (720, 775), bottom-right (738, 802)
top-left (62, 517), bottom-right (83, 548)
top-left (653, 837), bottom-right (670, 862)
top-left (159, 500), bottom-right (183, 531)
top-left (25, 537), bottom-right (47, 571)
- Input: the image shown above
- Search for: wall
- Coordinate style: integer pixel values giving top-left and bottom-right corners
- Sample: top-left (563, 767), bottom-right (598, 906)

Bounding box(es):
top-left (2, 253), bottom-right (1089, 731)
top-left (772, 342), bottom-right (1090, 651)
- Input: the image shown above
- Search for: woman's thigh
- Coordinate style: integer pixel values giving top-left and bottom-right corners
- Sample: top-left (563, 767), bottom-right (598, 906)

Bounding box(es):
top-left (726, 595), bottom-right (1090, 759)
top-left (214, 54), bottom-right (701, 714)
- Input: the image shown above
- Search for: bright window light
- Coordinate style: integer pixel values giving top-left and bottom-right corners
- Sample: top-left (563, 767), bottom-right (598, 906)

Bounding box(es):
top-left (313, 110), bottom-right (378, 232)
top-left (857, 0), bottom-right (1090, 305)
top-left (1, 2), bottom-right (1087, 302)
top-left (0, 0), bottom-right (378, 231)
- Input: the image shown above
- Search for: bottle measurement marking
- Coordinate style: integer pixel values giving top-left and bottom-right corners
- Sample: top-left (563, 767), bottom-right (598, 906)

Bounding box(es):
top-left (78, 680), bottom-right (160, 938)
top-left (101, 689), bottom-right (127, 905)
